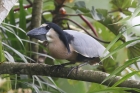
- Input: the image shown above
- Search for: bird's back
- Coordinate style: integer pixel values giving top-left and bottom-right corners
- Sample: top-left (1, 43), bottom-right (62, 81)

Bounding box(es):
top-left (64, 30), bottom-right (109, 58)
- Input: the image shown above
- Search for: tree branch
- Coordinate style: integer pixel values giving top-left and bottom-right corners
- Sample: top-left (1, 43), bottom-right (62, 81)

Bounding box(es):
top-left (30, 0), bottom-right (43, 62)
top-left (0, 62), bottom-right (140, 90)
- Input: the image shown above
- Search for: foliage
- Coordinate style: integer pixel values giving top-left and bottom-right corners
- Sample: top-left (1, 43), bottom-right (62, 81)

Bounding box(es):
top-left (0, 0), bottom-right (140, 93)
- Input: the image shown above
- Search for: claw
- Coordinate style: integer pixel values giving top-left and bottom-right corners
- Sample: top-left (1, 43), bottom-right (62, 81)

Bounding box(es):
top-left (67, 62), bottom-right (89, 76)
top-left (67, 66), bottom-right (79, 76)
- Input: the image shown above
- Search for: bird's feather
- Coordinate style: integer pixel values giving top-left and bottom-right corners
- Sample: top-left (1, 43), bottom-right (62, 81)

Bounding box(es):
top-left (64, 30), bottom-right (109, 58)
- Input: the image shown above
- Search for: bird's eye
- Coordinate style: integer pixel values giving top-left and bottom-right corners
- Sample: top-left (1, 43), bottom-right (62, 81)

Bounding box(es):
top-left (46, 25), bottom-right (50, 30)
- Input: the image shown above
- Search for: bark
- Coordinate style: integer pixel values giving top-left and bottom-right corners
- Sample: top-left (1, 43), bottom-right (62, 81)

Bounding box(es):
top-left (30, 0), bottom-right (43, 62)
top-left (0, 0), bottom-right (18, 24)
top-left (30, 0), bottom-right (42, 28)
top-left (0, 62), bottom-right (140, 89)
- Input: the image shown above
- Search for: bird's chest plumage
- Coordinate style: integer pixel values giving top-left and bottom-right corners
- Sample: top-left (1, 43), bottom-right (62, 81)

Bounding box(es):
top-left (47, 41), bottom-right (77, 61)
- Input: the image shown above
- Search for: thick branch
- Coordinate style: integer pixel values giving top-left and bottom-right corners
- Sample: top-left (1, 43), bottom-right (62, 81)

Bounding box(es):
top-left (0, 62), bottom-right (140, 89)
top-left (30, 0), bottom-right (43, 62)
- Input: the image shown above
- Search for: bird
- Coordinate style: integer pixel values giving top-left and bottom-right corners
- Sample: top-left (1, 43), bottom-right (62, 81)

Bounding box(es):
top-left (27, 22), bottom-right (109, 69)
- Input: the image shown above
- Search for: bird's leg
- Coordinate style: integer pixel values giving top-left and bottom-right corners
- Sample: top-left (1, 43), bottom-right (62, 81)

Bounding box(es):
top-left (67, 61), bottom-right (89, 76)
top-left (50, 62), bottom-right (75, 72)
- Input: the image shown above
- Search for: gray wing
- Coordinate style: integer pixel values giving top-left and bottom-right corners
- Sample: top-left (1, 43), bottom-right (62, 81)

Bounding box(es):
top-left (64, 30), bottom-right (109, 58)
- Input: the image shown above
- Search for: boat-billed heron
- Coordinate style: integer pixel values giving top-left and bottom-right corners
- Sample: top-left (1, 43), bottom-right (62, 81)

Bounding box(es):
top-left (27, 22), bottom-right (109, 67)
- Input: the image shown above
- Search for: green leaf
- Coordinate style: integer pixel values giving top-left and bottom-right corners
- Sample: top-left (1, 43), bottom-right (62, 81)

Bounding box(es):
top-left (74, 1), bottom-right (86, 8)
top-left (2, 42), bottom-right (28, 63)
top-left (72, 1), bottom-right (90, 13)
top-left (112, 71), bottom-right (140, 87)
top-left (0, 41), bottom-right (5, 62)
top-left (102, 32), bottom-right (123, 61)
top-left (31, 52), bottom-right (55, 60)
top-left (113, 16), bottom-right (131, 24)
top-left (131, 4), bottom-right (140, 19)
top-left (19, 0), bottom-right (26, 31)
top-left (102, 56), bottom-right (140, 84)
top-left (18, 0), bottom-right (27, 40)
top-left (102, 39), bottom-right (140, 61)
top-left (1, 25), bottom-right (24, 48)
top-left (122, 0), bottom-right (132, 8)
top-left (96, 9), bottom-right (108, 17)
top-left (2, 22), bottom-right (26, 33)
top-left (4, 51), bottom-right (15, 62)
top-left (9, 9), bottom-right (16, 32)
top-left (87, 83), bottom-right (105, 93)
top-left (91, 6), bottom-right (104, 20)
top-left (122, 10), bottom-right (132, 15)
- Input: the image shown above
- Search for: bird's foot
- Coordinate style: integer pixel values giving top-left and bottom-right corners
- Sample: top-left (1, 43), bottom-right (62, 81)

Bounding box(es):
top-left (67, 66), bottom-right (79, 76)
top-left (67, 62), bottom-right (89, 76)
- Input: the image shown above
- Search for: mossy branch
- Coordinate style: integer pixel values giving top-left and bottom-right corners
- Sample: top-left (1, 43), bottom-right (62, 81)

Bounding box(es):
top-left (0, 62), bottom-right (140, 90)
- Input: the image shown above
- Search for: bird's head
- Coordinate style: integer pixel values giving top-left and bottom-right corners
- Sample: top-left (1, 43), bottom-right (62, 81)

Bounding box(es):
top-left (27, 22), bottom-right (70, 53)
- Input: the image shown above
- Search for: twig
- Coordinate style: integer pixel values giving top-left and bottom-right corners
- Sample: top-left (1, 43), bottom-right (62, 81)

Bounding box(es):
top-left (14, 4), bottom-right (32, 12)
top-left (56, 13), bottom-right (98, 37)
top-left (78, 14), bottom-right (98, 37)
top-left (26, 0), bottom-right (33, 5)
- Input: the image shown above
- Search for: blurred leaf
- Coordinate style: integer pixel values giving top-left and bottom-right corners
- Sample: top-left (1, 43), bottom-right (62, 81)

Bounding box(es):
top-left (19, 0), bottom-right (27, 40)
top-left (122, 10), bottom-right (132, 15)
top-left (102, 32), bottom-right (124, 61)
top-left (102, 56), bottom-right (140, 84)
top-left (131, 4), bottom-right (140, 19)
top-left (2, 42), bottom-right (28, 63)
top-left (96, 9), bottom-right (108, 17)
top-left (1, 25), bottom-right (25, 48)
top-left (74, 1), bottom-right (86, 8)
top-left (82, 13), bottom-right (93, 18)
top-left (35, 76), bottom-right (66, 93)
top-left (4, 51), bottom-right (15, 62)
top-left (91, 6), bottom-right (104, 20)
top-left (102, 39), bottom-right (140, 61)
top-left (23, 82), bottom-right (40, 93)
top-left (127, 43), bottom-right (140, 59)
top-left (0, 41), bottom-right (5, 62)
top-left (57, 79), bottom-right (86, 93)
top-left (87, 83), bottom-right (106, 93)
top-left (2, 22), bottom-right (26, 33)
top-left (112, 71), bottom-right (140, 87)
top-left (21, 39), bottom-right (37, 44)
top-left (1, 74), bottom-right (11, 91)
top-left (72, 1), bottom-right (90, 13)
top-left (127, 43), bottom-right (140, 69)
top-left (121, 0), bottom-right (134, 8)
top-left (31, 52), bottom-right (55, 60)
top-left (33, 75), bottom-right (43, 90)
top-left (102, 57), bottom-right (116, 73)
top-left (9, 9), bottom-right (16, 32)
top-left (67, 79), bottom-right (78, 85)
top-left (43, 0), bottom-right (55, 10)
top-left (98, 15), bottom-right (122, 35)
top-left (19, 0), bottom-right (26, 31)
top-left (110, 0), bottom-right (137, 14)
top-left (113, 16), bottom-right (131, 24)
